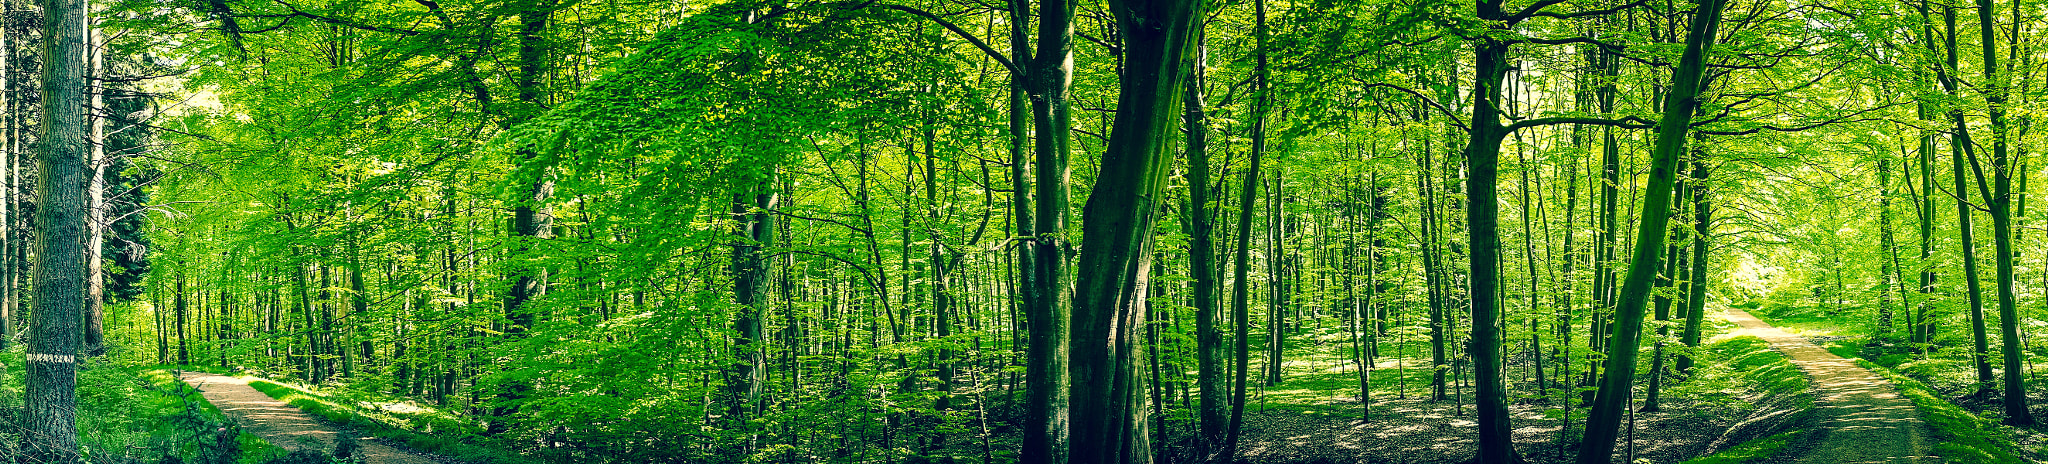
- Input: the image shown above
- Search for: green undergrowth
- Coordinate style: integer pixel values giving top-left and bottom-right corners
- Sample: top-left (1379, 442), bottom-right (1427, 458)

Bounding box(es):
top-left (1681, 429), bottom-right (1801, 464)
top-left (1677, 335), bottom-right (1815, 464)
top-left (1856, 360), bottom-right (2023, 463)
top-left (245, 377), bottom-right (540, 464)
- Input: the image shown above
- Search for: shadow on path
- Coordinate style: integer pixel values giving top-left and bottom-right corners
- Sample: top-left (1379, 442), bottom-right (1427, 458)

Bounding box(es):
top-left (180, 372), bottom-right (444, 464)
top-left (1723, 308), bottom-right (1936, 463)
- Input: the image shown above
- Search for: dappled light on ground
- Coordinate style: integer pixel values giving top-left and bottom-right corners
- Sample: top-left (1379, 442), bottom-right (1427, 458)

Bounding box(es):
top-left (1724, 308), bottom-right (1939, 463)
top-left (182, 372), bottom-right (438, 464)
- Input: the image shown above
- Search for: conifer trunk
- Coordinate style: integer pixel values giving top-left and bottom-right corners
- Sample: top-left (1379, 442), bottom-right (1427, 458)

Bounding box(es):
top-left (25, 0), bottom-right (87, 456)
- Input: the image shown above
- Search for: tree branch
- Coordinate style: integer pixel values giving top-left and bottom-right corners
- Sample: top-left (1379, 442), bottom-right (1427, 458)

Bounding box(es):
top-left (1504, 114), bottom-right (1653, 132)
top-left (1512, 0), bottom-right (1645, 23)
top-left (1353, 81), bottom-right (1470, 132)
top-left (870, 3), bottom-right (1020, 74)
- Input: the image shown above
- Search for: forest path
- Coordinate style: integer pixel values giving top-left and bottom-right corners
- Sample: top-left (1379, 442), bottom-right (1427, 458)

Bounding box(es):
top-left (1723, 308), bottom-right (1935, 463)
top-left (180, 372), bottom-right (443, 464)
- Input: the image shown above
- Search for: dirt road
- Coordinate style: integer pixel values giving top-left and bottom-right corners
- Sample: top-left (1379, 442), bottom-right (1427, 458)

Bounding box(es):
top-left (1723, 308), bottom-right (1936, 463)
top-left (180, 372), bottom-right (442, 464)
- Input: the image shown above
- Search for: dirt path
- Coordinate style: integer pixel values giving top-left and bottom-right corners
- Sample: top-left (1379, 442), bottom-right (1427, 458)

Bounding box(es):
top-left (180, 372), bottom-right (443, 464)
top-left (1723, 308), bottom-right (1936, 463)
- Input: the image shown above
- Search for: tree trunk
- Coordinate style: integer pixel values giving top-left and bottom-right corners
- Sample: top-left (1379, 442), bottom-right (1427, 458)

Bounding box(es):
top-left (1266, 172), bottom-right (1286, 386)
top-left (1585, 41), bottom-right (1622, 404)
top-left (1574, 0), bottom-right (1726, 458)
top-left (1972, 0), bottom-right (2031, 424)
top-left (1643, 174), bottom-right (1689, 413)
top-left (1218, 43), bottom-right (1266, 464)
top-left (1065, 0), bottom-right (1200, 459)
top-left (494, 3), bottom-right (555, 435)
top-left (1020, 0), bottom-right (1077, 457)
top-left (1179, 34), bottom-right (1227, 457)
top-left (1933, 1), bottom-right (1997, 395)
top-left (1420, 139), bottom-right (1450, 402)
top-left (1677, 161), bottom-right (1710, 374)
top-left (24, 0), bottom-right (87, 456)
top-left (1458, 15), bottom-right (1524, 456)
top-left (83, 17), bottom-right (104, 357)
top-left (1914, 0), bottom-right (1939, 350)
top-left (728, 174), bottom-right (776, 446)
top-left (1879, 156), bottom-right (1899, 337)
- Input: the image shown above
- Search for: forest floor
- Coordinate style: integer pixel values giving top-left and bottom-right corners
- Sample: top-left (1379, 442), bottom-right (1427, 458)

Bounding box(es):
top-left (1223, 324), bottom-right (1744, 463)
top-left (180, 371), bottom-right (445, 464)
top-left (1720, 307), bottom-right (1936, 463)
top-left (1227, 306), bottom-right (1940, 463)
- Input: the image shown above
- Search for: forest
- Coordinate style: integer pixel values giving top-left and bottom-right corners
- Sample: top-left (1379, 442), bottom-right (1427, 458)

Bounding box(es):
top-left (0, 0), bottom-right (2042, 461)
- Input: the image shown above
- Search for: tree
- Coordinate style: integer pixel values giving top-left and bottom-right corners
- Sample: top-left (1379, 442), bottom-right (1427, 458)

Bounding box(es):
top-left (1065, 0), bottom-right (1202, 458)
top-left (1676, 161), bottom-right (1711, 374)
top-left (1179, 29), bottom-right (1229, 457)
top-left (1575, 0), bottom-right (1729, 458)
top-left (1020, 0), bottom-right (1078, 458)
top-left (24, 0), bottom-right (88, 458)
top-left (1968, 0), bottom-right (2031, 425)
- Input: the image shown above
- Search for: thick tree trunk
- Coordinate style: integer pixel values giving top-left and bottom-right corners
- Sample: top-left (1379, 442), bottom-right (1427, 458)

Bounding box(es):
top-left (24, 0), bottom-right (87, 457)
top-left (1574, 0), bottom-right (1725, 458)
top-left (1065, 0), bottom-right (1200, 458)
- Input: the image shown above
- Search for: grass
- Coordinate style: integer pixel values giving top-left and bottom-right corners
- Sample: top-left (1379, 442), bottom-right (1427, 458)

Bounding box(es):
top-left (1715, 336), bottom-right (1809, 396)
top-left (1856, 359), bottom-right (2025, 464)
top-left (132, 368), bottom-right (291, 464)
top-left (1679, 429), bottom-right (1802, 464)
top-left (0, 355), bottom-right (291, 464)
top-left (1663, 335), bottom-right (1815, 464)
top-left (243, 377), bottom-right (541, 464)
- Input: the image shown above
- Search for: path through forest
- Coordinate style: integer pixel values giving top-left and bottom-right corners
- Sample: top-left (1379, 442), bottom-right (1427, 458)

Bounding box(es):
top-left (1724, 308), bottom-right (1936, 463)
top-left (180, 372), bottom-right (443, 464)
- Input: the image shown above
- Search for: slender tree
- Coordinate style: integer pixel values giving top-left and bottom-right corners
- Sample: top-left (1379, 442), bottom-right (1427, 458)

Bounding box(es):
top-left (1575, 0), bottom-right (1727, 457)
top-left (1179, 30), bottom-right (1228, 456)
top-left (1971, 0), bottom-right (2030, 423)
top-left (1677, 161), bottom-right (1710, 373)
